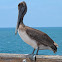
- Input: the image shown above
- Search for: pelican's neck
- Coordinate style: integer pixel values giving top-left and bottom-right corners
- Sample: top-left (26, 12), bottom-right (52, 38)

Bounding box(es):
top-left (20, 17), bottom-right (23, 24)
top-left (19, 17), bottom-right (25, 27)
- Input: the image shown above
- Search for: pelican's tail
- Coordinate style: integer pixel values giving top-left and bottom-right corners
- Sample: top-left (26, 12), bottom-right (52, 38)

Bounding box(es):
top-left (51, 44), bottom-right (57, 53)
top-left (54, 42), bottom-right (58, 47)
top-left (51, 42), bottom-right (58, 53)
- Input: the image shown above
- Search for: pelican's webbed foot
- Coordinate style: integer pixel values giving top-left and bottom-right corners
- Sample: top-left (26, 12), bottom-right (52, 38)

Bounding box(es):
top-left (29, 54), bottom-right (36, 61)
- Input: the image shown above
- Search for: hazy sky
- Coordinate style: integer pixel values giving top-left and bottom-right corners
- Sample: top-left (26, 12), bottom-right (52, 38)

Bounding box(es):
top-left (0, 0), bottom-right (62, 27)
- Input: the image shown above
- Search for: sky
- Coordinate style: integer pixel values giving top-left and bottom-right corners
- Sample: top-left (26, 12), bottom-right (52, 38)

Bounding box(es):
top-left (0, 0), bottom-right (62, 27)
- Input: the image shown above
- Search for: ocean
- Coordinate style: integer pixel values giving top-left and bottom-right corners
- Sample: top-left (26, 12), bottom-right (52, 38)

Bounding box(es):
top-left (0, 27), bottom-right (62, 55)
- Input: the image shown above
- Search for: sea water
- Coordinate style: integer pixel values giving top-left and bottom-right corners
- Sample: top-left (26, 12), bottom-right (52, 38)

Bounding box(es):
top-left (0, 27), bottom-right (62, 55)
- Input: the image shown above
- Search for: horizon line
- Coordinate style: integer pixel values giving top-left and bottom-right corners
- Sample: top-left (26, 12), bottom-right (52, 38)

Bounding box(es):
top-left (0, 27), bottom-right (62, 28)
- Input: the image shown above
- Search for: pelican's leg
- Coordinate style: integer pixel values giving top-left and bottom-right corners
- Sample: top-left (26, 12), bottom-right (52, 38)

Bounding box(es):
top-left (36, 47), bottom-right (39, 55)
top-left (31, 47), bottom-right (39, 61)
top-left (32, 49), bottom-right (35, 54)
top-left (29, 49), bottom-right (36, 61)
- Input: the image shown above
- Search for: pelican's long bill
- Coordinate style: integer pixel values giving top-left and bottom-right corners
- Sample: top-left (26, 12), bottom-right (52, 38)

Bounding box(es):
top-left (15, 20), bottom-right (19, 35)
top-left (15, 2), bottom-right (27, 35)
top-left (15, 10), bottom-right (22, 35)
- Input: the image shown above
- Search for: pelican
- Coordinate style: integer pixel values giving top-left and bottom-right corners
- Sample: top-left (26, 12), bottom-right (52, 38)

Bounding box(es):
top-left (15, 1), bottom-right (58, 55)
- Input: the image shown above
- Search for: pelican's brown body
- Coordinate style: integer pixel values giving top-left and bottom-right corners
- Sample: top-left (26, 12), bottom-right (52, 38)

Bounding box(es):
top-left (15, 1), bottom-right (58, 54)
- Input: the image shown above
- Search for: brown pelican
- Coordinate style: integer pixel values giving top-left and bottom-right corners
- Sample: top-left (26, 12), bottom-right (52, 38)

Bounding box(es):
top-left (15, 1), bottom-right (58, 55)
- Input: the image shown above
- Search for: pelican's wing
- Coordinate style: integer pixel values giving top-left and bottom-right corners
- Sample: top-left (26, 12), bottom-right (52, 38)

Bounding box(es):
top-left (26, 28), bottom-right (54, 47)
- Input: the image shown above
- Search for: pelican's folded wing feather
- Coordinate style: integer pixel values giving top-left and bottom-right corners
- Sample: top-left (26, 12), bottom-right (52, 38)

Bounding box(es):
top-left (26, 28), bottom-right (54, 47)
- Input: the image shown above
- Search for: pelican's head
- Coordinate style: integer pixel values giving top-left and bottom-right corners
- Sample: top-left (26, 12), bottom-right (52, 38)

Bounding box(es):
top-left (15, 1), bottom-right (27, 35)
